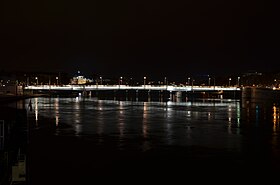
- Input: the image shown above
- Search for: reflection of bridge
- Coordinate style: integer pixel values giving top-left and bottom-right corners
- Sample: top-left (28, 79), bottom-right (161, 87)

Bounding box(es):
top-left (25, 85), bottom-right (241, 92)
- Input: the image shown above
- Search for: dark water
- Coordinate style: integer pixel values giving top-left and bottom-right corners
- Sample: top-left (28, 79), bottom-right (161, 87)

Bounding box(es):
top-left (2, 96), bottom-right (280, 184)
top-left (30, 97), bottom-right (246, 150)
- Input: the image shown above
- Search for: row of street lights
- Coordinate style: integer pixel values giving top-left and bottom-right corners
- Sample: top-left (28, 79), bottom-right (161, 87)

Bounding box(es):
top-left (103, 76), bottom-right (279, 87)
top-left (115, 76), bottom-right (241, 86)
top-left (32, 76), bottom-right (59, 86)
top-left (187, 76), bottom-right (240, 87)
top-left (117, 76), bottom-right (162, 86)
top-left (228, 76), bottom-right (241, 87)
top-left (32, 75), bottom-right (241, 87)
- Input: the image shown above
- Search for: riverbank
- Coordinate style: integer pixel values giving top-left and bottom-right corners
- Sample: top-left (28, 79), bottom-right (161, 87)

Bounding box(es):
top-left (0, 94), bottom-right (49, 103)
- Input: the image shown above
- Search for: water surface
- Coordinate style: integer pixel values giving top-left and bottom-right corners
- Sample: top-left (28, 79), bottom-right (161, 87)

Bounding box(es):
top-left (17, 96), bottom-right (280, 184)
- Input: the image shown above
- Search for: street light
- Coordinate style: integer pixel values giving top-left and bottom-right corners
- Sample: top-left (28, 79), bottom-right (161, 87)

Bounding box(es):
top-left (119, 76), bottom-right (123, 85)
top-left (35, 77), bottom-right (38, 86)
top-left (56, 77), bottom-right (58, 86)
top-left (229, 78), bottom-right (231, 86)
top-left (187, 77), bottom-right (190, 85)
top-left (208, 77), bottom-right (211, 86)
top-left (144, 76), bottom-right (146, 87)
top-left (100, 76), bottom-right (102, 85)
top-left (237, 76), bottom-right (240, 87)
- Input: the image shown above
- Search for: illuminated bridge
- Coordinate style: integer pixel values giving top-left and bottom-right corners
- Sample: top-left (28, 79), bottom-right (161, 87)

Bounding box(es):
top-left (24, 84), bottom-right (240, 92)
top-left (24, 84), bottom-right (241, 99)
top-left (22, 84), bottom-right (280, 101)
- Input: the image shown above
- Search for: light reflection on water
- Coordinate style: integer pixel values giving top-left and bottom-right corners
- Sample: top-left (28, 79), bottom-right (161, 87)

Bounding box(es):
top-left (26, 97), bottom-right (280, 155)
top-left (21, 95), bottom-right (280, 184)
top-left (25, 97), bottom-right (279, 159)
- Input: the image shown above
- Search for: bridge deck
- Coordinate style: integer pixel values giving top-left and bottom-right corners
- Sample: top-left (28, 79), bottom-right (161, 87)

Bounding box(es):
top-left (24, 85), bottom-right (241, 92)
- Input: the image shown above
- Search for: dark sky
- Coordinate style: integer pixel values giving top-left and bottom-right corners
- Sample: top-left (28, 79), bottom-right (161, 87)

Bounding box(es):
top-left (0, 1), bottom-right (279, 81)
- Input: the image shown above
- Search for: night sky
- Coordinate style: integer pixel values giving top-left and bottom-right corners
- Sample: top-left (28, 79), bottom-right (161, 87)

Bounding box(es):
top-left (1, 1), bottom-right (279, 80)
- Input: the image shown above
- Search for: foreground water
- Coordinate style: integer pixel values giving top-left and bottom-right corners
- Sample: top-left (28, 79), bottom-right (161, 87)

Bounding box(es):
top-left (2, 96), bottom-right (280, 184)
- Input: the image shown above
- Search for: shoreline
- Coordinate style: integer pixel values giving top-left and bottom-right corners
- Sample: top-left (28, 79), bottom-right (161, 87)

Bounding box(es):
top-left (0, 94), bottom-right (49, 103)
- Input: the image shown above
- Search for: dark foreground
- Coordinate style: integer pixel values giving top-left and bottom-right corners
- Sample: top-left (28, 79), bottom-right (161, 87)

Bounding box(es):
top-left (28, 117), bottom-right (280, 185)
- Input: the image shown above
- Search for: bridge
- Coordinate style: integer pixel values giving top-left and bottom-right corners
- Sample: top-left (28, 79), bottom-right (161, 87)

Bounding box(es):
top-left (24, 85), bottom-right (241, 100)
top-left (24, 84), bottom-right (240, 92)
top-left (22, 84), bottom-right (280, 101)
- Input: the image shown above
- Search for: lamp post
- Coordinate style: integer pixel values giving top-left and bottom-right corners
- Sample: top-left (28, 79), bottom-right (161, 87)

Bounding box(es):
top-left (35, 77), bottom-right (38, 86)
top-left (237, 76), bottom-right (240, 87)
top-left (119, 77), bottom-right (123, 86)
top-left (56, 77), bottom-right (58, 86)
top-left (208, 77), bottom-right (211, 87)
top-left (100, 76), bottom-right (102, 85)
top-left (144, 76), bottom-right (146, 88)
top-left (187, 77), bottom-right (190, 85)
top-left (229, 78), bottom-right (231, 87)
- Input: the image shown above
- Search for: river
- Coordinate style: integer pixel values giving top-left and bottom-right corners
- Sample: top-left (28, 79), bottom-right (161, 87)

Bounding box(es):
top-left (1, 95), bottom-right (280, 184)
